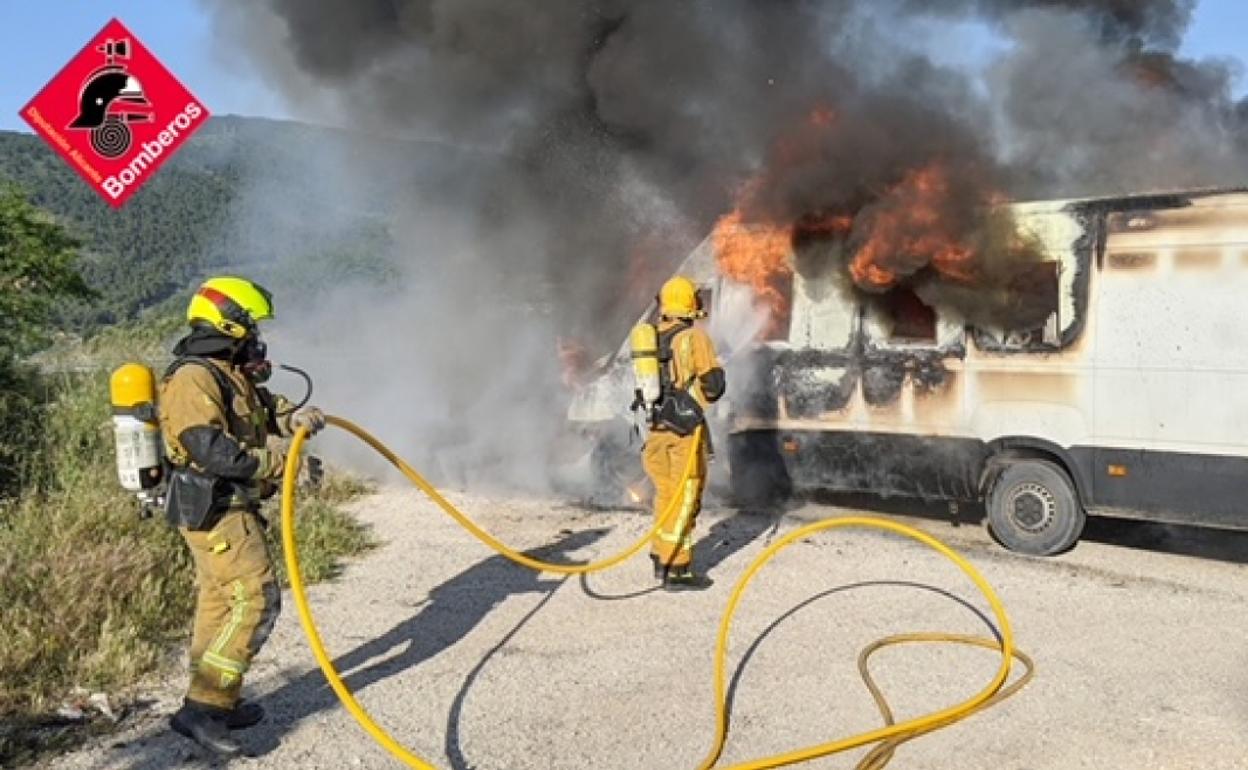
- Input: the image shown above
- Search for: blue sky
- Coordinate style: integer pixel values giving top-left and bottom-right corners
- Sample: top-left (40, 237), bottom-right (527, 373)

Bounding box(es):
top-left (1, 1), bottom-right (286, 132)
top-left (1, 0), bottom-right (1246, 133)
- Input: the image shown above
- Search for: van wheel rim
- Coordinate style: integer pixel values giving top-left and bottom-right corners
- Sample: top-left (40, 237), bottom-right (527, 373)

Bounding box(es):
top-left (1009, 482), bottom-right (1056, 533)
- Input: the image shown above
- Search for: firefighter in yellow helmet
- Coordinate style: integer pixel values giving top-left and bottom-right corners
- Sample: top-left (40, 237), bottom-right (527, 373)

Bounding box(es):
top-left (644, 276), bottom-right (726, 590)
top-left (159, 276), bottom-right (325, 756)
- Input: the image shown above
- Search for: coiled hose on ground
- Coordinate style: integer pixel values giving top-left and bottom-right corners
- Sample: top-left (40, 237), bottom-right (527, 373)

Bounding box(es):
top-left (280, 415), bottom-right (1034, 770)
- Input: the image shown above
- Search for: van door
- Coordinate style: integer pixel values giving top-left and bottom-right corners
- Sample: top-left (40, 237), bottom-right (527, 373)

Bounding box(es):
top-left (1091, 197), bottom-right (1248, 527)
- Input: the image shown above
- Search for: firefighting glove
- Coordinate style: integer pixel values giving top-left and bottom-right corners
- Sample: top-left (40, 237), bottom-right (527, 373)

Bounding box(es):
top-left (291, 406), bottom-right (327, 436)
top-left (252, 447), bottom-right (288, 481)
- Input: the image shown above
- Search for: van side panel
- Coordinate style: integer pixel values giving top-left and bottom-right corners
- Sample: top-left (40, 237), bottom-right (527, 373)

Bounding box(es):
top-left (781, 430), bottom-right (987, 501)
top-left (1087, 196), bottom-right (1248, 524)
top-left (1070, 446), bottom-right (1248, 528)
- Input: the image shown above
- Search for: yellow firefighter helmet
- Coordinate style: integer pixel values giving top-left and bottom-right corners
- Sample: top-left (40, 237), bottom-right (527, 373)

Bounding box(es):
top-left (186, 276), bottom-right (274, 339)
top-left (658, 276), bottom-right (702, 319)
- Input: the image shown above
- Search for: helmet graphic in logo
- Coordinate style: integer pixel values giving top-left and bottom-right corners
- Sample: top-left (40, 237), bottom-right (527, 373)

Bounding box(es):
top-left (66, 38), bottom-right (154, 159)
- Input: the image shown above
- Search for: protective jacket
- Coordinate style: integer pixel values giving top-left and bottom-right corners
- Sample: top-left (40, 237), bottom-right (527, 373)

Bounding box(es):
top-left (158, 356), bottom-right (292, 529)
top-left (654, 319), bottom-right (725, 424)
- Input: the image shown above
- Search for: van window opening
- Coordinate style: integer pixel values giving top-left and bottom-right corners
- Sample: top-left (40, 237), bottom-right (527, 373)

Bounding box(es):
top-left (885, 287), bottom-right (937, 343)
top-left (969, 259), bottom-right (1065, 351)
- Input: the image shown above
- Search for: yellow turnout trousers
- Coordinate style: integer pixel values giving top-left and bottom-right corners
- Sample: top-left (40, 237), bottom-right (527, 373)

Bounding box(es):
top-left (180, 510), bottom-right (280, 709)
top-left (644, 429), bottom-right (707, 570)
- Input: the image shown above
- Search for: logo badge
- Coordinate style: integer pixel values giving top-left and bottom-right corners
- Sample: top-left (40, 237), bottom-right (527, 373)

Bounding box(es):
top-left (20, 18), bottom-right (210, 208)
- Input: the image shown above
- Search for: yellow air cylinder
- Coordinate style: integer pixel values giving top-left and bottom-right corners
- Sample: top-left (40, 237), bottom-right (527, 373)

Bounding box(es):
top-left (110, 364), bottom-right (162, 493)
top-left (630, 323), bottom-right (661, 407)
top-left (110, 363), bottom-right (155, 411)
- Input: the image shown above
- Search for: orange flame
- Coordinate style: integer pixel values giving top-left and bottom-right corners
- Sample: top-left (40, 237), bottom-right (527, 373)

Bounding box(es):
top-left (712, 107), bottom-right (1002, 334)
top-left (712, 209), bottom-right (793, 330)
top-left (849, 162), bottom-right (977, 291)
top-left (808, 105), bottom-right (837, 128)
top-left (711, 106), bottom-right (846, 337)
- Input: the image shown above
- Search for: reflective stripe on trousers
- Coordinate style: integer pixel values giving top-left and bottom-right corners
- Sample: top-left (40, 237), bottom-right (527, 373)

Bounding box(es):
top-left (643, 429), bottom-right (707, 570)
top-left (181, 510), bottom-right (280, 709)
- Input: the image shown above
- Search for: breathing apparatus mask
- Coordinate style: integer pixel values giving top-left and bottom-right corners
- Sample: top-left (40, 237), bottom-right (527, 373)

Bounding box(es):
top-left (238, 335), bottom-right (272, 383)
top-left (693, 288), bottom-right (709, 320)
top-left (236, 333), bottom-right (316, 417)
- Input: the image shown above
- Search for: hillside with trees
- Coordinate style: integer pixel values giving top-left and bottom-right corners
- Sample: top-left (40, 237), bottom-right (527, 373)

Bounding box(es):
top-left (0, 115), bottom-right (489, 330)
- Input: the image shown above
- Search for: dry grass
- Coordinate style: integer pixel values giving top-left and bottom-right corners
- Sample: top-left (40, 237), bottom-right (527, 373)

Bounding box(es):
top-left (270, 472), bottom-right (377, 585)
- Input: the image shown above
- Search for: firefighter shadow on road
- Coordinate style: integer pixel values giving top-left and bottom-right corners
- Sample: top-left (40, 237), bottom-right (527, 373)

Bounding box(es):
top-left (247, 527), bottom-right (608, 759)
top-left (443, 576), bottom-right (565, 770)
top-left (697, 508), bottom-right (784, 575)
top-left (110, 528), bottom-right (607, 768)
top-left (447, 511), bottom-right (780, 768)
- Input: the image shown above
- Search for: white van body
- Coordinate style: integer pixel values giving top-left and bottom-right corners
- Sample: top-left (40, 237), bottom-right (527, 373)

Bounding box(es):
top-left (566, 189), bottom-right (1248, 553)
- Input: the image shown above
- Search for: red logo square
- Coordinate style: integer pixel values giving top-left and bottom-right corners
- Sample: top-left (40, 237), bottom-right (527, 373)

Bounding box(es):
top-left (20, 18), bottom-right (210, 208)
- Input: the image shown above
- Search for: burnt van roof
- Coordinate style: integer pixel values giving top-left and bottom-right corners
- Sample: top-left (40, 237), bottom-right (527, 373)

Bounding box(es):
top-left (1017, 186), bottom-right (1248, 214)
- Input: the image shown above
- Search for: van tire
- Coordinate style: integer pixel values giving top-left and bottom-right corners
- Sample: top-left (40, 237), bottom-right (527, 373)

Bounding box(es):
top-left (986, 460), bottom-right (1085, 556)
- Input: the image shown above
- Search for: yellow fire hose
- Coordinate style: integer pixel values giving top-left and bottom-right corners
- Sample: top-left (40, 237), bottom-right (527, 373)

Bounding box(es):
top-left (280, 415), bottom-right (1034, 769)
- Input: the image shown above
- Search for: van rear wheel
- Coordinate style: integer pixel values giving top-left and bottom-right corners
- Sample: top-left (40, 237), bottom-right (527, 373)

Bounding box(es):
top-left (986, 460), bottom-right (1085, 556)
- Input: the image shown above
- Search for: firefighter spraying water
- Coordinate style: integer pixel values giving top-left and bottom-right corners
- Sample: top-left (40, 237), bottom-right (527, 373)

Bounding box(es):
top-left (630, 275), bottom-right (727, 590)
top-left (109, 276), bottom-right (327, 757)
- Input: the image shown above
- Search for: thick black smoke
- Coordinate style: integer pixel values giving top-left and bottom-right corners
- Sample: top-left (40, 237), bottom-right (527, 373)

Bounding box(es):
top-left (196, 0), bottom-right (1245, 490)
top-left (203, 1), bottom-right (1244, 329)
top-left (992, 9), bottom-right (1248, 197)
top-left (194, 0), bottom-right (1248, 426)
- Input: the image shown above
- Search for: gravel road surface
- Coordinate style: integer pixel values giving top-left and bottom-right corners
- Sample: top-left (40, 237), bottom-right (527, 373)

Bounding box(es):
top-left (44, 487), bottom-right (1248, 770)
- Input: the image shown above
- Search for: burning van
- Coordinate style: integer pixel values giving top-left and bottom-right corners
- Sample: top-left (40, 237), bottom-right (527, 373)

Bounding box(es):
top-left (564, 188), bottom-right (1248, 555)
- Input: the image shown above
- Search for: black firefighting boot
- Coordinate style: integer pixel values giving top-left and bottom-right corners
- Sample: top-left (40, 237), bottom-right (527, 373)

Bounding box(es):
top-left (663, 567), bottom-right (713, 592)
top-left (170, 701), bottom-right (242, 757)
top-left (224, 700), bottom-right (265, 730)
